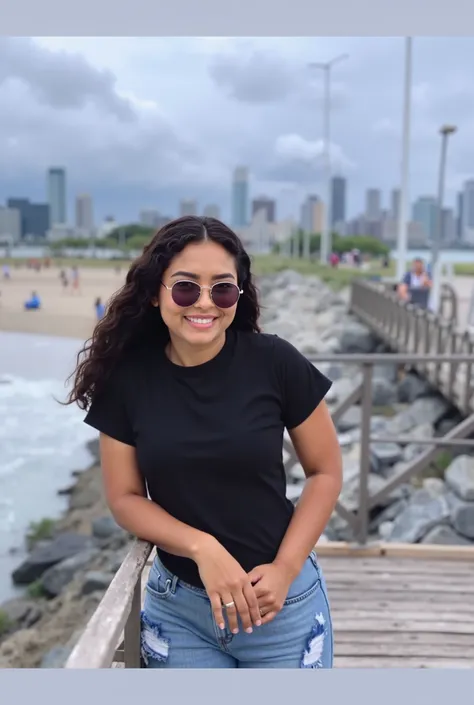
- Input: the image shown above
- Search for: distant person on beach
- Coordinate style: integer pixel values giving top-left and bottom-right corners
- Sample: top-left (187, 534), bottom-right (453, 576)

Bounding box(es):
top-left (71, 266), bottom-right (80, 294)
top-left (24, 291), bottom-right (41, 310)
top-left (65, 215), bottom-right (342, 670)
top-left (2, 264), bottom-right (10, 280)
top-left (94, 297), bottom-right (105, 320)
top-left (397, 257), bottom-right (431, 307)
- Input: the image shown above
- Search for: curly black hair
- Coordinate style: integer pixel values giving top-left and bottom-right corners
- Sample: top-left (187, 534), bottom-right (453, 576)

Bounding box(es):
top-left (65, 215), bottom-right (261, 410)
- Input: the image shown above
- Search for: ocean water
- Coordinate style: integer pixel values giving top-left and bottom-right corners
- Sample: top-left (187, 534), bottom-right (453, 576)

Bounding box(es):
top-left (0, 331), bottom-right (98, 603)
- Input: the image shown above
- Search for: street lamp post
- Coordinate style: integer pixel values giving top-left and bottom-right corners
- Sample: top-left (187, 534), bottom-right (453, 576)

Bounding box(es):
top-left (396, 37), bottom-right (413, 283)
top-left (309, 53), bottom-right (348, 265)
top-left (430, 124), bottom-right (457, 312)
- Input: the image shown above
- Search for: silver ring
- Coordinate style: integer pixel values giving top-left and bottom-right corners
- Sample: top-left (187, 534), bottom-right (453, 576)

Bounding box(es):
top-left (224, 601), bottom-right (235, 608)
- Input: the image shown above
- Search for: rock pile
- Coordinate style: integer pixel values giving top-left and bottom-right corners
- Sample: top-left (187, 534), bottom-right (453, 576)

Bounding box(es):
top-left (263, 271), bottom-right (474, 547)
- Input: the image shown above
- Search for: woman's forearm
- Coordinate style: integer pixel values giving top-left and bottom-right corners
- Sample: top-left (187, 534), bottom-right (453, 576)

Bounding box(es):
top-left (273, 473), bottom-right (342, 580)
top-left (110, 493), bottom-right (215, 561)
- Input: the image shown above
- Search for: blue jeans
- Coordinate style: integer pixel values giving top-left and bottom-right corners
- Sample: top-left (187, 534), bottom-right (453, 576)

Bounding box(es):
top-left (140, 550), bottom-right (333, 668)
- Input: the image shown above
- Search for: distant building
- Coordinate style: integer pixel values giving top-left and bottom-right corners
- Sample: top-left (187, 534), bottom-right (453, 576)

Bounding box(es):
top-left (456, 192), bottom-right (464, 240)
top-left (48, 167), bottom-right (67, 226)
top-left (331, 176), bottom-right (346, 227)
top-left (179, 199), bottom-right (197, 217)
top-left (300, 195), bottom-right (325, 234)
top-left (203, 204), bottom-right (221, 219)
top-left (231, 167), bottom-right (249, 228)
top-left (0, 207), bottom-right (21, 242)
top-left (462, 180), bottom-right (474, 242)
top-left (412, 196), bottom-right (438, 241)
top-left (365, 188), bottom-right (382, 221)
top-left (391, 188), bottom-right (401, 222)
top-left (251, 196), bottom-right (275, 223)
top-left (441, 208), bottom-right (456, 243)
top-left (140, 209), bottom-right (161, 228)
top-left (6, 198), bottom-right (50, 238)
top-left (75, 194), bottom-right (94, 234)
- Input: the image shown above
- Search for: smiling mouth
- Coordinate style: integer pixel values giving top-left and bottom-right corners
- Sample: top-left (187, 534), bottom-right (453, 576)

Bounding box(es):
top-left (184, 316), bottom-right (217, 329)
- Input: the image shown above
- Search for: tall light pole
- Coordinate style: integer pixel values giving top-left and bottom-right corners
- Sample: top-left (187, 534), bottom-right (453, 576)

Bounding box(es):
top-left (430, 124), bottom-right (457, 312)
top-left (309, 53), bottom-right (348, 264)
top-left (396, 37), bottom-right (413, 283)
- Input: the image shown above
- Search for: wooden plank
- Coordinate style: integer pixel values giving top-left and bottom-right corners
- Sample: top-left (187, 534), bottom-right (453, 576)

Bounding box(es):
top-left (334, 631), bottom-right (474, 646)
top-left (332, 609), bottom-right (474, 623)
top-left (326, 590), bottom-right (474, 604)
top-left (317, 557), bottom-right (474, 575)
top-left (65, 539), bottom-right (152, 669)
top-left (331, 619), bottom-right (474, 634)
top-left (334, 656), bottom-right (473, 669)
top-left (335, 643), bottom-right (473, 658)
top-left (325, 580), bottom-right (474, 594)
top-left (328, 597), bottom-right (474, 612)
top-left (325, 575), bottom-right (474, 590)
top-left (315, 541), bottom-right (474, 561)
top-left (324, 568), bottom-right (474, 583)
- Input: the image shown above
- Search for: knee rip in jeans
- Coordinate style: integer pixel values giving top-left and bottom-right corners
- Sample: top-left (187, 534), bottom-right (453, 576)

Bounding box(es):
top-left (300, 613), bottom-right (327, 669)
top-left (140, 611), bottom-right (170, 666)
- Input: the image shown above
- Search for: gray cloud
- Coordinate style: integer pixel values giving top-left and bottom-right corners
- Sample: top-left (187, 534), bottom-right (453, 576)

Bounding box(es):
top-left (0, 37), bottom-right (135, 121)
top-left (2, 36), bottom-right (474, 224)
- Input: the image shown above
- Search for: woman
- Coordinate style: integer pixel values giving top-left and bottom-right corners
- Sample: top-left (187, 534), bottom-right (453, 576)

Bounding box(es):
top-left (66, 216), bottom-right (342, 669)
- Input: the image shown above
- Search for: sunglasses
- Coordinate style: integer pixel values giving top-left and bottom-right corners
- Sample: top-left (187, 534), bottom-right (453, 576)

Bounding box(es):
top-left (162, 280), bottom-right (243, 309)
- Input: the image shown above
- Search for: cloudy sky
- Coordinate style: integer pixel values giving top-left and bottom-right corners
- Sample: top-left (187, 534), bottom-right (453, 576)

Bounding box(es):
top-left (1, 36), bottom-right (474, 225)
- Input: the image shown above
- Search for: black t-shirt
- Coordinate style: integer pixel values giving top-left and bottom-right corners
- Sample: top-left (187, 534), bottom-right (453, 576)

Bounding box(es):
top-left (84, 329), bottom-right (332, 587)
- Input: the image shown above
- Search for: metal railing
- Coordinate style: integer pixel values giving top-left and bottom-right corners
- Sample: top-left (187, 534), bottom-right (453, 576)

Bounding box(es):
top-left (350, 279), bottom-right (474, 414)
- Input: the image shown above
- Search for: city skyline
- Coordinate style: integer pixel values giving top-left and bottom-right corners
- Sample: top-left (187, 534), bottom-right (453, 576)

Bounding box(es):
top-left (1, 37), bottom-right (474, 224)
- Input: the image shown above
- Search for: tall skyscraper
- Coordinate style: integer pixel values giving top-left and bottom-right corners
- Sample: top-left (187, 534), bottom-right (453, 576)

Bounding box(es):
top-left (231, 167), bottom-right (249, 228)
top-left (412, 196), bottom-right (438, 241)
top-left (300, 195), bottom-right (325, 234)
top-left (75, 194), bottom-right (94, 232)
top-left (180, 199), bottom-right (197, 217)
top-left (203, 204), bottom-right (221, 219)
top-left (251, 196), bottom-right (275, 223)
top-left (391, 189), bottom-right (401, 221)
top-left (331, 176), bottom-right (346, 226)
top-left (456, 191), bottom-right (464, 240)
top-left (47, 167), bottom-right (67, 226)
top-left (462, 180), bottom-right (474, 241)
top-left (365, 188), bottom-right (381, 221)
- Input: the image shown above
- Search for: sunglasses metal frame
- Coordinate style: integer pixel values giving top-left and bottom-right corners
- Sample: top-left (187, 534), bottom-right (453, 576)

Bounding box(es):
top-left (161, 280), bottom-right (243, 308)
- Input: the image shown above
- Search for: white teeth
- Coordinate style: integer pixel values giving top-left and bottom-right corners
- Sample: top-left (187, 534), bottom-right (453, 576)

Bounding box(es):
top-left (187, 317), bottom-right (213, 324)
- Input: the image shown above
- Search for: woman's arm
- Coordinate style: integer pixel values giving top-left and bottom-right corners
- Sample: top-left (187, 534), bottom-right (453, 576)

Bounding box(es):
top-left (273, 400), bottom-right (343, 580)
top-left (99, 433), bottom-right (261, 633)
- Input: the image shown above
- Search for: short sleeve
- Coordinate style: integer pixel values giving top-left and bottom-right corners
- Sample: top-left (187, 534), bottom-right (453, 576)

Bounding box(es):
top-left (83, 365), bottom-right (136, 446)
top-left (402, 272), bottom-right (411, 285)
top-left (272, 335), bottom-right (332, 430)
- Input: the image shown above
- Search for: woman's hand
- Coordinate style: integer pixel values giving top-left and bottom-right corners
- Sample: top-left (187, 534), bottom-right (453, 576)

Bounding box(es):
top-left (247, 562), bottom-right (295, 625)
top-left (194, 536), bottom-right (262, 634)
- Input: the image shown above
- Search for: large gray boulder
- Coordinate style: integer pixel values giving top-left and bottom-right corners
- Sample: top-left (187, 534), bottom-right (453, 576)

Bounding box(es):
top-left (11, 533), bottom-right (93, 585)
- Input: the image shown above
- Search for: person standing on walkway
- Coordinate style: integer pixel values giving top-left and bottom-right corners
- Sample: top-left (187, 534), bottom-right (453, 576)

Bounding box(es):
top-left (397, 257), bottom-right (432, 308)
top-left (66, 215), bottom-right (342, 669)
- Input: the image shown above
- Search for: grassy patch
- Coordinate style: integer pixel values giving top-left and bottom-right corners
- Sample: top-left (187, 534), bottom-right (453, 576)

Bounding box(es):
top-left (0, 610), bottom-right (11, 636)
top-left (251, 255), bottom-right (390, 290)
top-left (26, 579), bottom-right (47, 599)
top-left (453, 263), bottom-right (474, 276)
top-left (25, 518), bottom-right (56, 551)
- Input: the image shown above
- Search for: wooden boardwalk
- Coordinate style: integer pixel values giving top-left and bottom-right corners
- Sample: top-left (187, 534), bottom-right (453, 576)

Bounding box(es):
top-left (107, 543), bottom-right (474, 670)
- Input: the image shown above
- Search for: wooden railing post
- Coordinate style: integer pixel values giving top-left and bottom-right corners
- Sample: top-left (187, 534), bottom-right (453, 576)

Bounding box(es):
top-left (358, 362), bottom-right (373, 545)
top-left (124, 580), bottom-right (142, 668)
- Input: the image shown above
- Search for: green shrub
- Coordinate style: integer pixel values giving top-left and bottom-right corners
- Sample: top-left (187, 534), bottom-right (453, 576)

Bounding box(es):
top-left (26, 518), bottom-right (56, 550)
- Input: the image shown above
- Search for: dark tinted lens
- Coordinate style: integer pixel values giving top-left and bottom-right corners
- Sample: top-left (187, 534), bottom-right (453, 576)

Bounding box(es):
top-left (171, 281), bottom-right (201, 307)
top-left (211, 282), bottom-right (240, 308)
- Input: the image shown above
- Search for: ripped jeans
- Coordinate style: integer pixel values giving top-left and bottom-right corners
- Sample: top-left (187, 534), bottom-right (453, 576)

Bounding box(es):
top-left (140, 550), bottom-right (333, 669)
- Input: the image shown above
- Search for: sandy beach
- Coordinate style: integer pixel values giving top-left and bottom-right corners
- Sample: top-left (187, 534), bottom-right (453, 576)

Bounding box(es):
top-left (0, 265), bottom-right (126, 340)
